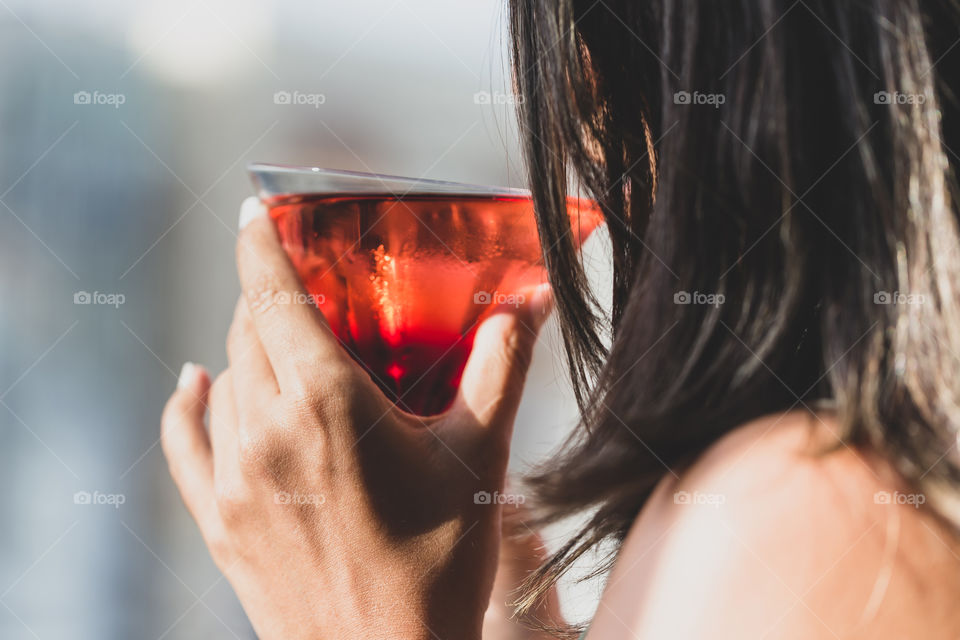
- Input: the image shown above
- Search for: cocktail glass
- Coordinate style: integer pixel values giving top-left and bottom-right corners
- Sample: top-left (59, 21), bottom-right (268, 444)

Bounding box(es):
top-left (248, 163), bottom-right (602, 415)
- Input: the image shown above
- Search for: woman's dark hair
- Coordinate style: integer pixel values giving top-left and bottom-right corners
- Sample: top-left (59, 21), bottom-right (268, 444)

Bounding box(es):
top-left (509, 0), bottom-right (960, 634)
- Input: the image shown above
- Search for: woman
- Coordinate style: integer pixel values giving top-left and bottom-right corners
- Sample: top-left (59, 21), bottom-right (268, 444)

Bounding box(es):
top-left (162, 0), bottom-right (960, 638)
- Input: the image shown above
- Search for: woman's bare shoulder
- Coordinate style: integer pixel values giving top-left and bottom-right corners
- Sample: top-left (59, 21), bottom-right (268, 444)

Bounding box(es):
top-left (588, 411), bottom-right (960, 640)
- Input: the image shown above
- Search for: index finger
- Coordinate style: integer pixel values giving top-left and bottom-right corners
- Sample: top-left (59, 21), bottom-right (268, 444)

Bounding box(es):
top-left (236, 197), bottom-right (347, 390)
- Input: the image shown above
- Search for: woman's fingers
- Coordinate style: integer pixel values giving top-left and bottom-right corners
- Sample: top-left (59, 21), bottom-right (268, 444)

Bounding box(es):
top-left (207, 370), bottom-right (241, 490)
top-left (227, 296), bottom-right (278, 407)
top-left (452, 283), bottom-right (553, 436)
top-left (235, 197), bottom-right (347, 393)
top-left (161, 363), bottom-right (218, 534)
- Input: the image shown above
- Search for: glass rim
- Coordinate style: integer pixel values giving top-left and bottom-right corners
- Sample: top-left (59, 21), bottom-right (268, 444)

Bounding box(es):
top-left (248, 162), bottom-right (532, 199)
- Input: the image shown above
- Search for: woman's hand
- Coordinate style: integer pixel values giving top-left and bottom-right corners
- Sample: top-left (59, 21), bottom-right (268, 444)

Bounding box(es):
top-left (161, 198), bottom-right (551, 640)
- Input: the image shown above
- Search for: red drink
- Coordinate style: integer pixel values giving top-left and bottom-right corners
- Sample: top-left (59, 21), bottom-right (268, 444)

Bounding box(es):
top-left (266, 192), bottom-right (601, 415)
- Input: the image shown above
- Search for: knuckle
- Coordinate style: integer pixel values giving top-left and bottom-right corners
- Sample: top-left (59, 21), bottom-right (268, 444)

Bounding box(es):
top-left (498, 329), bottom-right (534, 385)
top-left (287, 371), bottom-right (329, 408)
top-left (204, 526), bottom-right (233, 564)
top-left (284, 362), bottom-right (358, 420)
top-left (281, 358), bottom-right (322, 399)
top-left (236, 428), bottom-right (290, 479)
top-left (214, 482), bottom-right (250, 526)
top-left (237, 429), bottom-right (270, 467)
top-left (244, 271), bottom-right (287, 316)
top-left (283, 396), bottom-right (324, 433)
top-left (285, 363), bottom-right (322, 402)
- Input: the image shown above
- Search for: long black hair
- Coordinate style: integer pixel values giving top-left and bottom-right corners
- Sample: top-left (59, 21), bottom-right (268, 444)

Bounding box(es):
top-left (509, 0), bottom-right (960, 633)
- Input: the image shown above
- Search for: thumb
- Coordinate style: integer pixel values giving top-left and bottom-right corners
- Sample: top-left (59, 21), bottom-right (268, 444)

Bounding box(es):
top-left (453, 282), bottom-right (554, 430)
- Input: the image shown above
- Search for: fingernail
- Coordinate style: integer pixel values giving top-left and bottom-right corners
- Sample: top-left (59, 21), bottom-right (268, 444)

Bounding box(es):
top-left (177, 362), bottom-right (197, 390)
top-left (239, 196), bottom-right (266, 230)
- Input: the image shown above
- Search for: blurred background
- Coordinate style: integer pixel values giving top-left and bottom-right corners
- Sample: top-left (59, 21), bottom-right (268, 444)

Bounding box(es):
top-left (0, 0), bottom-right (610, 637)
